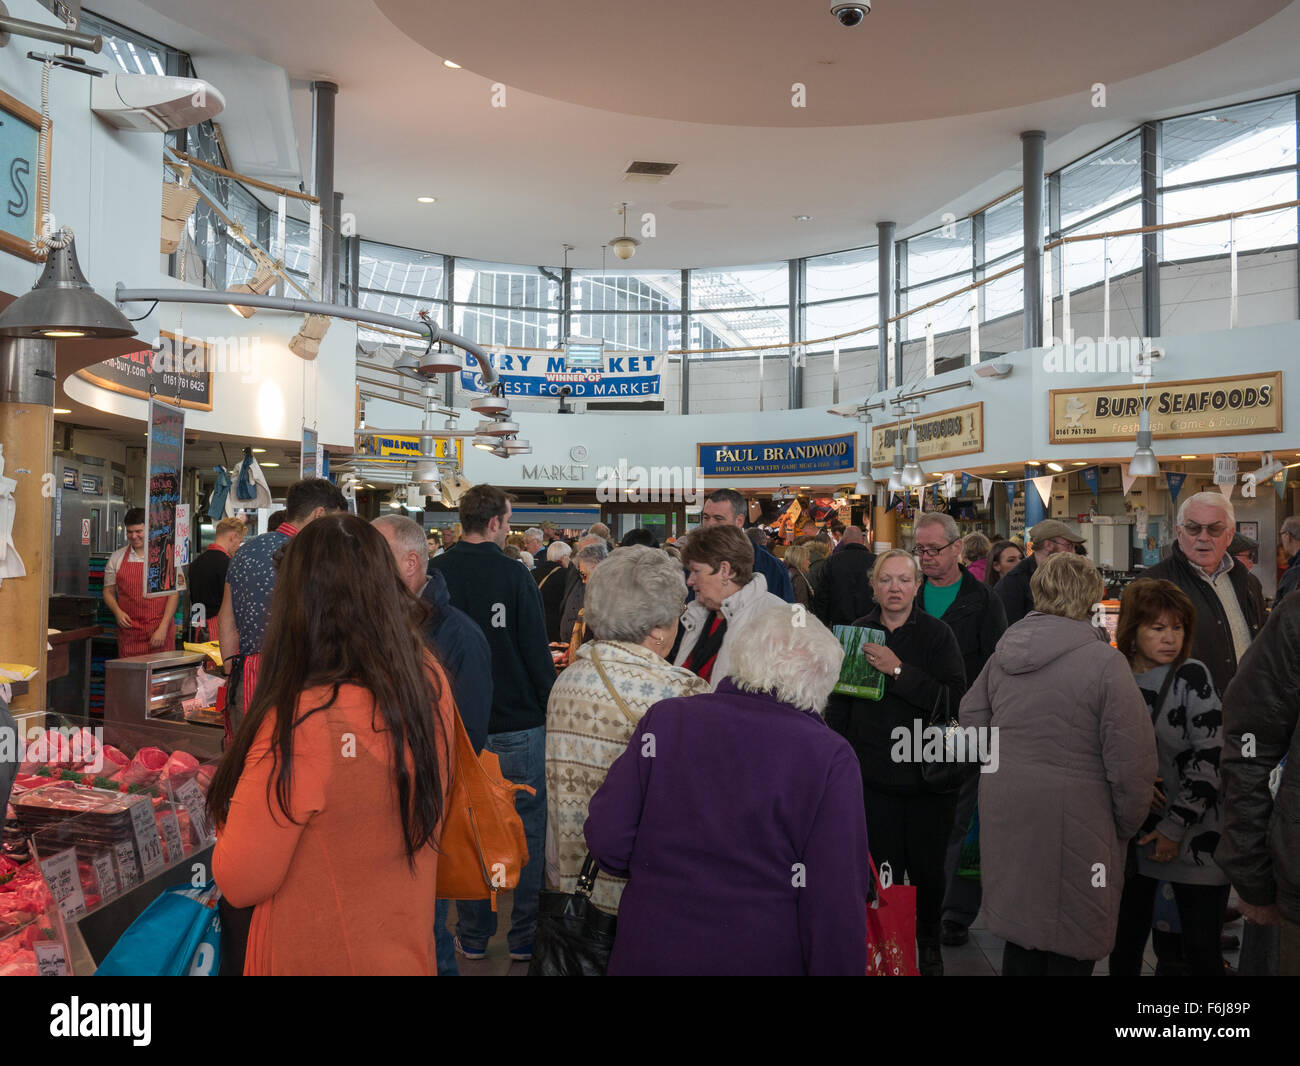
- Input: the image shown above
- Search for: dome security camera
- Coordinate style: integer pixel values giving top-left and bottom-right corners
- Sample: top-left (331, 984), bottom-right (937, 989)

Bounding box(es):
top-left (831, 0), bottom-right (870, 26)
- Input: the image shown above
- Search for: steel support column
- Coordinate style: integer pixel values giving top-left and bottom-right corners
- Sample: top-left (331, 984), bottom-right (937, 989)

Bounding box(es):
top-left (1021, 130), bottom-right (1046, 349)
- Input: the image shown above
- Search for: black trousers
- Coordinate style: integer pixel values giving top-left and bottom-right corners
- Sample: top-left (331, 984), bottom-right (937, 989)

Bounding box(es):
top-left (1003, 941), bottom-right (1095, 976)
top-left (862, 786), bottom-right (958, 934)
top-left (1110, 874), bottom-right (1230, 977)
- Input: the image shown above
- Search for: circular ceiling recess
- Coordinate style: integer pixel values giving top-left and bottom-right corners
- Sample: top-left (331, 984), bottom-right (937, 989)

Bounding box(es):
top-left (374, 0), bottom-right (1288, 127)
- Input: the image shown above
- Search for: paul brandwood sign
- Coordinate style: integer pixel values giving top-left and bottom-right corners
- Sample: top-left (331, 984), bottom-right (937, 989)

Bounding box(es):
top-left (459, 348), bottom-right (663, 398)
top-left (1049, 373), bottom-right (1281, 444)
top-left (697, 433), bottom-right (856, 479)
top-left (870, 403), bottom-right (984, 470)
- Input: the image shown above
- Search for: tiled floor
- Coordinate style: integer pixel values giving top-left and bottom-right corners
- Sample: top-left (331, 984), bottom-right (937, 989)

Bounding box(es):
top-left (445, 891), bottom-right (1246, 976)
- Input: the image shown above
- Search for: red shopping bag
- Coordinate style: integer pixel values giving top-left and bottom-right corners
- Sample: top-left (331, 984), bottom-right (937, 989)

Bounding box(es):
top-left (865, 857), bottom-right (918, 976)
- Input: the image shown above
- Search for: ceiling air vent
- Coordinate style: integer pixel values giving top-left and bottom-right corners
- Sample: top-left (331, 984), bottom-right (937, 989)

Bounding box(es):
top-left (624, 160), bottom-right (679, 184)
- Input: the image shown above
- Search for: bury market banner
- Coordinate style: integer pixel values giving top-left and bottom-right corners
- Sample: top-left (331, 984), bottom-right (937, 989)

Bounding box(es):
top-left (697, 433), bottom-right (856, 479)
top-left (145, 398), bottom-right (184, 597)
top-left (459, 348), bottom-right (663, 399)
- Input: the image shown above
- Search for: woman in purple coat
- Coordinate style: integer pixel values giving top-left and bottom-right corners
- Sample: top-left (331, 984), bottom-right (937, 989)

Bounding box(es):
top-left (584, 605), bottom-right (870, 975)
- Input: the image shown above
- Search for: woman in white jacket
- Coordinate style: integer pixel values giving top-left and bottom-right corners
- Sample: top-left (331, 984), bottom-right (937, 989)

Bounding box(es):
top-left (675, 524), bottom-right (788, 690)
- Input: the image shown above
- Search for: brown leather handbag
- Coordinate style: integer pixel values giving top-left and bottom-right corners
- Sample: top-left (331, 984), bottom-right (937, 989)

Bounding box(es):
top-left (436, 710), bottom-right (535, 911)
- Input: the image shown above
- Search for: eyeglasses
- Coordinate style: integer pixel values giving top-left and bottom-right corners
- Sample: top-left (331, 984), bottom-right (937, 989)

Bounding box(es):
top-left (915, 537), bottom-right (960, 558)
top-left (1181, 521), bottom-right (1228, 538)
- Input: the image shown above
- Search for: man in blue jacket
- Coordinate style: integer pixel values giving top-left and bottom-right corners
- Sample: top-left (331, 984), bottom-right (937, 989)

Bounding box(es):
top-left (374, 513), bottom-right (494, 977)
top-left (699, 489), bottom-right (796, 603)
top-left (431, 485), bottom-right (556, 966)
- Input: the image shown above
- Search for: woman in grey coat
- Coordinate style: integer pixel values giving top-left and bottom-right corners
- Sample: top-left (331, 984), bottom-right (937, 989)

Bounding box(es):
top-left (1108, 579), bottom-right (1229, 977)
top-left (960, 553), bottom-right (1158, 975)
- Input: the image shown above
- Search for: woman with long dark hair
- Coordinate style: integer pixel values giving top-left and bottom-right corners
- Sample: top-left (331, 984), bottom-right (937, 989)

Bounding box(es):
top-left (984, 539), bottom-right (1023, 589)
top-left (209, 514), bottom-right (454, 975)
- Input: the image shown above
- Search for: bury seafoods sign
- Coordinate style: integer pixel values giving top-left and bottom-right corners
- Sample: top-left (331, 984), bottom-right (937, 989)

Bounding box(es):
top-left (698, 433), bottom-right (857, 478)
top-left (459, 349), bottom-right (662, 398)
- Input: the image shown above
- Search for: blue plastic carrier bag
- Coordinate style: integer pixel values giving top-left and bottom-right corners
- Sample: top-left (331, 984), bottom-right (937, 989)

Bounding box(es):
top-left (95, 881), bottom-right (222, 976)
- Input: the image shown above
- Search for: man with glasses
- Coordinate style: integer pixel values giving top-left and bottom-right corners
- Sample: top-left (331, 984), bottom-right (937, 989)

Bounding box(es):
top-left (1145, 492), bottom-right (1264, 699)
top-left (1276, 516), bottom-right (1300, 603)
top-left (913, 513), bottom-right (1008, 949)
top-left (698, 489), bottom-right (795, 603)
top-left (994, 519), bottom-right (1085, 626)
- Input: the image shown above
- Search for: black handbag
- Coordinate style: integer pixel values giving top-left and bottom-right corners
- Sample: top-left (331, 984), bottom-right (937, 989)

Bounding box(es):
top-left (920, 685), bottom-right (980, 793)
top-left (528, 854), bottom-right (618, 976)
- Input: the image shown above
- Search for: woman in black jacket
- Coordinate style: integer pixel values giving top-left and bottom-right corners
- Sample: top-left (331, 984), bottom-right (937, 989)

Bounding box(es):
top-left (535, 541), bottom-right (571, 642)
top-left (826, 549), bottom-right (967, 977)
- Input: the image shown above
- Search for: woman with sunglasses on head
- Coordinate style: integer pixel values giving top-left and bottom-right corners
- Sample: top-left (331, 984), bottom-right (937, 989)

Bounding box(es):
top-left (209, 514), bottom-right (455, 975)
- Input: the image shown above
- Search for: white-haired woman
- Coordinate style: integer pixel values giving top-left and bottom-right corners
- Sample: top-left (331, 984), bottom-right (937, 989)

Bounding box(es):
top-left (585, 605), bottom-right (870, 975)
top-left (545, 546), bottom-right (708, 916)
top-left (960, 552), bottom-right (1157, 976)
top-left (825, 548), bottom-right (967, 976)
top-left (535, 540), bottom-right (571, 642)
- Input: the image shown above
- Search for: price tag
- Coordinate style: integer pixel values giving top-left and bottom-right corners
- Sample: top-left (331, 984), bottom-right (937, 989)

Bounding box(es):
top-left (129, 797), bottom-right (165, 878)
top-left (34, 941), bottom-right (69, 977)
top-left (114, 839), bottom-right (141, 891)
top-left (91, 852), bottom-right (119, 902)
top-left (159, 807), bottom-right (184, 862)
top-left (174, 778), bottom-right (212, 845)
top-left (38, 848), bottom-right (86, 921)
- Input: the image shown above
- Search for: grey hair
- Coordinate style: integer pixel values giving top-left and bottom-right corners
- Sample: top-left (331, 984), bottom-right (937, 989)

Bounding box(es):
top-left (584, 546), bottom-right (686, 642)
top-left (547, 541), bottom-right (572, 562)
top-left (576, 542), bottom-right (609, 567)
top-left (523, 527), bottom-right (544, 542)
top-left (915, 512), bottom-right (960, 543)
top-left (1176, 490), bottom-right (1235, 528)
top-left (372, 513), bottom-right (428, 559)
top-left (727, 605), bottom-right (845, 714)
top-left (575, 534), bottom-right (604, 553)
top-left (1282, 515), bottom-right (1300, 541)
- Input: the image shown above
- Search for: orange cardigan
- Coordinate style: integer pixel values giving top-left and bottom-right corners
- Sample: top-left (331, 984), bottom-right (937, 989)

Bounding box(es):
top-left (213, 665), bottom-right (455, 975)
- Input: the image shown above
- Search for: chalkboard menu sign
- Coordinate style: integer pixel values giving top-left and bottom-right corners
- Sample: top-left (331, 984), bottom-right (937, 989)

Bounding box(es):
top-left (75, 332), bottom-right (214, 412)
top-left (146, 398), bottom-right (185, 597)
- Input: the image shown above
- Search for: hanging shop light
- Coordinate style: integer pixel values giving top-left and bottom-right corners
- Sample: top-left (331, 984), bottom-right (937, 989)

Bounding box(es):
top-left (503, 439), bottom-right (532, 455)
top-left (470, 388), bottom-right (510, 415)
top-left (901, 425), bottom-right (926, 487)
top-left (0, 230), bottom-right (137, 339)
top-left (161, 174), bottom-right (200, 254)
top-left (227, 259), bottom-right (279, 318)
top-left (287, 313), bottom-right (331, 360)
top-left (417, 340), bottom-right (462, 377)
top-left (392, 348), bottom-right (421, 375)
top-left (475, 416), bottom-right (519, 437)
top-left (887, 430), bottom-right (906, 494)
top-left (1129, 380), bottom-right (1160, 478)
top-left (610, 202), bottom-right (640, 261)
top-left (471, 435), bottom-right (498, 450)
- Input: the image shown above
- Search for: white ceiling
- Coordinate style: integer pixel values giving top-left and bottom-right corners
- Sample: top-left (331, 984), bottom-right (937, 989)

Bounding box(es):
top-left (91, 0), bottom-right (1300, 268)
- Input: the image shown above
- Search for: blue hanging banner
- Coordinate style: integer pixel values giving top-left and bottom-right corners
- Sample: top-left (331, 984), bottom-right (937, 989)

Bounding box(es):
top-left (1024, 465), bottom-right (1048, 529)
top-left (1004, 480), bottom-right (1016, 507)
top-left (1081, 466), bottom-right (1100, 499)
top-left (961, 472), bottom-right (971, 496)
top-left (1165, 471), bottom-right (1187, 508)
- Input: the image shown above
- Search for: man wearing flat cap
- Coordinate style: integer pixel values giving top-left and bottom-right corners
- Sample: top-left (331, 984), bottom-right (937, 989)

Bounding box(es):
top-left (993, 519), bottom-right (1086, 626)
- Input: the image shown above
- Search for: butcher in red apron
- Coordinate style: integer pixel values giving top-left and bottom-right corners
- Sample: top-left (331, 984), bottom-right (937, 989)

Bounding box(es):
top-left (103, 507), bottom-right (179, 657)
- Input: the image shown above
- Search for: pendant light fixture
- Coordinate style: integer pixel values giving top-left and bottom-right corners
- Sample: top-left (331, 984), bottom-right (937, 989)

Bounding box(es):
top-left (0, 57), bottom-right (136, 340)
top-left (0, 229), bottom-right (137, 339)
top-left (610, 202), bottom-right (639, 261)
top-left (887, 418), bottom-right (906, 494)
top-left (1129, 378), bottom-right (1160, 478)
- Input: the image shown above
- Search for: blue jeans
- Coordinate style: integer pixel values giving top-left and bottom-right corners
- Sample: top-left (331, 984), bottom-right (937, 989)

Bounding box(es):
top-left (434, 898), bottom-right (458, 976)
top-left (453, 725), bottom-right (547, 955)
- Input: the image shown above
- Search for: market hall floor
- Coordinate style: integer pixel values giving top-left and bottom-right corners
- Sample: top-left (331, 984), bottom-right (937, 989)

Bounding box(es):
top-left (446, 897), bottom-right (1244, 975)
